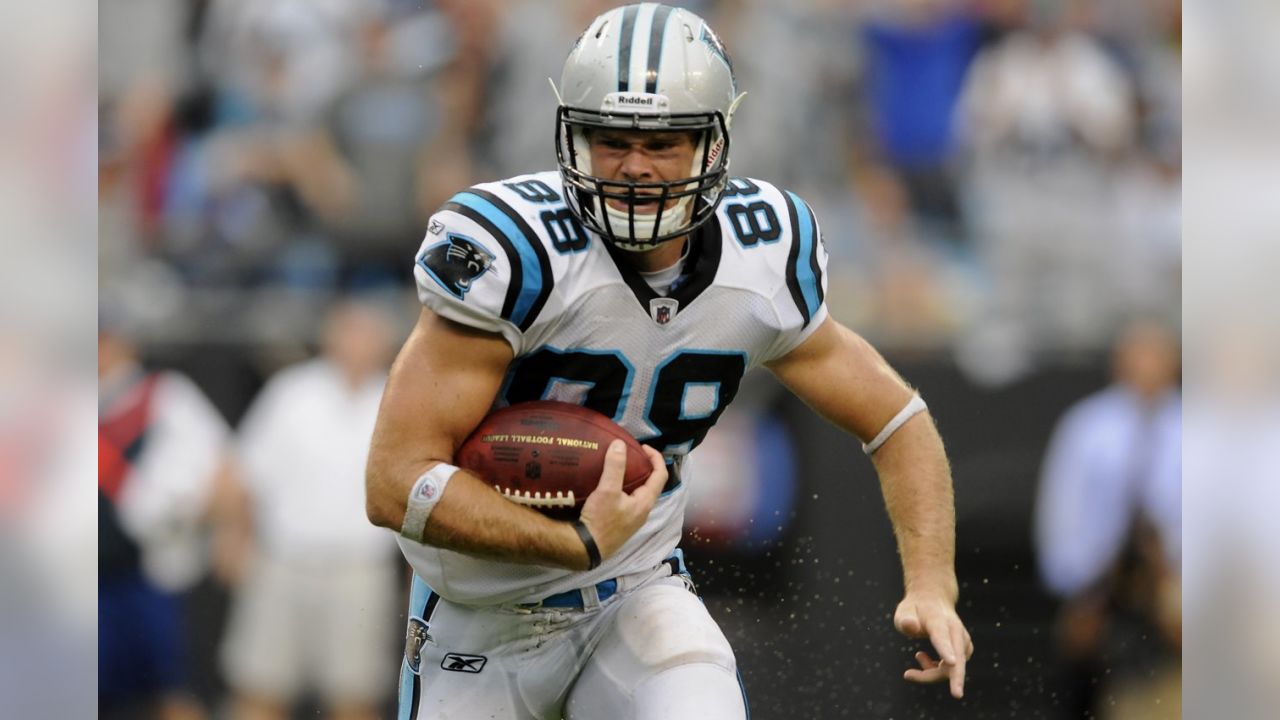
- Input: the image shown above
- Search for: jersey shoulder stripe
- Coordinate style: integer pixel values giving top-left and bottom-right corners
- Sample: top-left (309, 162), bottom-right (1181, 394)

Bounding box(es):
top-left (781, 190), bottom-right (825, 327)
top-left (443, 189), bottom-right (554, 332)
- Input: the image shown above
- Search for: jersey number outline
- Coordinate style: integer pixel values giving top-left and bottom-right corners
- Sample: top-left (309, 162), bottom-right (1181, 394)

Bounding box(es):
top-left (501, 347), bottom-right (746, 453)
top-left (503, 180), bottom-right (591, 255)
top-left (721, 178), bottom-right (781, 248)
top-left (540, 208), bottom-right (589, 254)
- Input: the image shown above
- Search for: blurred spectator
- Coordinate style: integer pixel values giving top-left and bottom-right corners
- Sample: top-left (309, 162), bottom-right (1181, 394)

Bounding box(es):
top-left (955, 0), bottom-right (1137, 368)
top-left (714, 0), bottom-right (859, 194)
top-left (1113, 145), bottom-right (1180, 318)
top-left (314, 4), bottom-right (459, 277)
top-left (467, 0), bottom-right (583, 180)
top-left (828, 163), bottom-right (982, 350)
top-left (99, 0), bottom-right (190, 239)
top-left (858, 0), bottom-right (983, 245)
top-left (99, 318), bottom-right (231, 720)
top-left (1033, 318), bottom-right (1181, 719)
top-left (218, 298), bottom-right (401, 720)
top-left (173, 0), bottom-right (374, 289)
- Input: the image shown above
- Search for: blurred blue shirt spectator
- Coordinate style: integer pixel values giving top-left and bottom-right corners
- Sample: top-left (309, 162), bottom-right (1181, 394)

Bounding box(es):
top-left (863, 9), bottom-right (980, 172)
top-left (1033, 319), bottom-right (1181, 719)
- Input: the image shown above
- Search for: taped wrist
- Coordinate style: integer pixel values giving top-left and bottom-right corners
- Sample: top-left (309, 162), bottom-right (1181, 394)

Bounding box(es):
top-left (863, 394), bottom-right (928, 455)
top-left (400, 463), bottom-right (458, 542)
top-left (572, 520), bottom-right (602, 570)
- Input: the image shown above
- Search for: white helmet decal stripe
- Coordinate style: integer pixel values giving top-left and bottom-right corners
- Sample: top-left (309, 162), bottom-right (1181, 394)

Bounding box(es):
top-left (628, 3), bottom-right (658, 95)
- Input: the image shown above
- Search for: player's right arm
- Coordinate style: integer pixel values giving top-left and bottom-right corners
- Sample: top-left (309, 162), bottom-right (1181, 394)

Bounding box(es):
top-left (365, 308), bottom-right (666, 569)
top-left (367, 190), bottom-right (666, 568)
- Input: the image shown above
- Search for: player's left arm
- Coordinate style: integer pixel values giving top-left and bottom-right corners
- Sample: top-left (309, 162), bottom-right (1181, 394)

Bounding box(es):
top-left (766, 316), bottom-right (974, 699)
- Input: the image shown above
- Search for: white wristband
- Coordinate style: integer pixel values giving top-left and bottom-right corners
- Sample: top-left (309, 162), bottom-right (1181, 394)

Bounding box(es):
top-left (862, 394), bottom-right (927, 455)
top-left (400, 463), bottom-right (458, 542)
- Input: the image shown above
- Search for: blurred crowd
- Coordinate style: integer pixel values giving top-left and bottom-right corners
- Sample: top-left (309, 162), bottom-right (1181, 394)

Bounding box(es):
top-left (99, 0), bottom-right (1181, 378)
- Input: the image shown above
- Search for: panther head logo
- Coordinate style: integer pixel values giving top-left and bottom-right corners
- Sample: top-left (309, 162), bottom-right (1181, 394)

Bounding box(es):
top-left (405, 618), bottom-right (429, 674)
top-left (418, 233), bottom-right (496, 299)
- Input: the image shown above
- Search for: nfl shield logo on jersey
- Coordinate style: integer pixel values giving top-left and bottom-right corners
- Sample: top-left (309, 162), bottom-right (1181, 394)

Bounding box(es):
top-left (650, 298), bottom-right (679, 325)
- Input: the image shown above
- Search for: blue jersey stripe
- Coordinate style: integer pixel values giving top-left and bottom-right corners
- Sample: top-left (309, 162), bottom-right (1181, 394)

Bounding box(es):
top-left (785, 191), bottom-right (822, 322)
top-left (448, 191), bottom-right (552, 331)
top-left (398, 574), bottom-right (437, 720)
top-left (800, 198), bottom-right (825, 309)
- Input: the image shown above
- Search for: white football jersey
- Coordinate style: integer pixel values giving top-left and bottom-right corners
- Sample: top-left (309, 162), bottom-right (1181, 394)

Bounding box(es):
top-left (401, 170), bottom-right (829, 605)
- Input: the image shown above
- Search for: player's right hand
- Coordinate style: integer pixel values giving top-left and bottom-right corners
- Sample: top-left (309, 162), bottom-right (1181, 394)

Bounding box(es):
top-left (578, 440), bottom-right (668, 563)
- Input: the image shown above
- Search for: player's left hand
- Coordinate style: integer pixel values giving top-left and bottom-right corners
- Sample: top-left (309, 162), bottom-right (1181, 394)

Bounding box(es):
top-left (894, 593), bottom-right (974, 699)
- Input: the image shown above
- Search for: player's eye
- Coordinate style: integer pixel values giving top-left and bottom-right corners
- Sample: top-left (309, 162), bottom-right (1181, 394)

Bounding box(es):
top-left (597, 137), bottom-right (630, 150)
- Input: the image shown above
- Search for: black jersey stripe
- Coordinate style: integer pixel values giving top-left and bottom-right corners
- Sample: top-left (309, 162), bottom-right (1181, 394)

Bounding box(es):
top-left (617, 5), bottom-right (639, 92)
top-left (645, 4), bottom-right (674, 94)
top-left (782, 192), bottom-right (812, 326)
top-left (441, 199), bottom-right (523, 323)
top-left (468, 189), bottom-right (555, 332)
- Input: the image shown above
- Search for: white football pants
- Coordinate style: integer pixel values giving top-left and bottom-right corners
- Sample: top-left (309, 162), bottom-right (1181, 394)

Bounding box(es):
top-left (397, 562), bottom-right (747, 720)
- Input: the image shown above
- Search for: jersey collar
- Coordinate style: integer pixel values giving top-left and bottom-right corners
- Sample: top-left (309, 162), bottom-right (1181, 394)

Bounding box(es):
top-left (602, 218), bottom-right (723, 314)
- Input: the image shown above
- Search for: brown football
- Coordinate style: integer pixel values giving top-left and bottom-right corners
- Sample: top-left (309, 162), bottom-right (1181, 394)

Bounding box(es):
top-left (456, 401), bottom-right (651, 516)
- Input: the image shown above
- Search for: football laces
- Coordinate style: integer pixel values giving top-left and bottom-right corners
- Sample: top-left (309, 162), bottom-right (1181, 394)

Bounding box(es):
top-left (494, 486), bottom-right (577, 508)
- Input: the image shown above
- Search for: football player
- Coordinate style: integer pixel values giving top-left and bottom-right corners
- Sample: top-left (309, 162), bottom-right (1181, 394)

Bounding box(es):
top-left (366, 4), bottom-right (973, 718)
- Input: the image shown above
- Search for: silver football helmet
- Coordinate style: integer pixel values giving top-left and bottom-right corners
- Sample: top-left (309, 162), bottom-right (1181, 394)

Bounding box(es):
top-left (555, 3), bottom-right (744, 250)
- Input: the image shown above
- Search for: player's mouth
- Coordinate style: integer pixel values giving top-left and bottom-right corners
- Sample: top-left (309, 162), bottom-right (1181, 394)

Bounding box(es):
top-left (606, 195), bottom-right (663, 214)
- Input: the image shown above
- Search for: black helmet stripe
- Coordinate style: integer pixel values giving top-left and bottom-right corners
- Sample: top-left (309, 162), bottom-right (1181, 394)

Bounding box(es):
top-left (645, 4), bottom-right (674, 94)
top-left (616, 5), bottom-right (639, 92)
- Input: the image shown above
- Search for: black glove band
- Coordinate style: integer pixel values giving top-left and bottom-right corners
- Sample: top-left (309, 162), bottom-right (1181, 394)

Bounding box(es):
top-left (572, 520), bottom-right (601, 570)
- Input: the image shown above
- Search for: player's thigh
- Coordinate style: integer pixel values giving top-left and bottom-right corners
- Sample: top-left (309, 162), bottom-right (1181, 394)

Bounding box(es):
top-left (316, 560), bottom-right (400, 705)
top-left (565, 577), bottom-right (744, 719)
top-left (400, 580), bottom-right (590, 720)
top-left (219, 555), bottom-right (305, 701)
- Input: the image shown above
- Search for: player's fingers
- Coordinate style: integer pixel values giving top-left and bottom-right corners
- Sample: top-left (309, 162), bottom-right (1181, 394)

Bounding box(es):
top-left (635, 445), bottom-right (669, 501)
top-left (949, 661), bottom-right (966, 698)
top-left (903, 667), bottom-right (948, 684)
top-left (927, 621), bottom-right (958, 667)
top-left (952, 623), bottom-right (973, 663)
top-left (949, 624), bottom-right (967, 698)
top-left (596, 439), bottom-right (627, 492)
top-left (913, 651), bottom-right (938, 670)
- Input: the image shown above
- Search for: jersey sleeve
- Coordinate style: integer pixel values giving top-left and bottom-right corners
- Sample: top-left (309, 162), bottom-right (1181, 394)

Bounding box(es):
top-left (413, 188), bottom-right (555, 356)
top-left (761, 190), bottom-right (831, 362)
